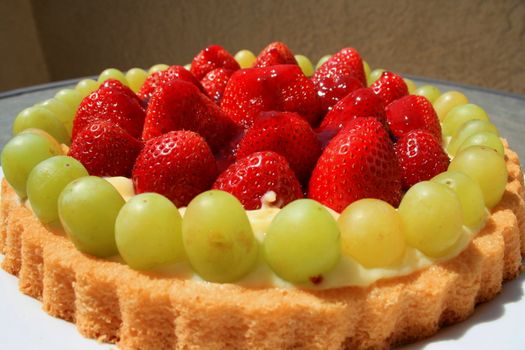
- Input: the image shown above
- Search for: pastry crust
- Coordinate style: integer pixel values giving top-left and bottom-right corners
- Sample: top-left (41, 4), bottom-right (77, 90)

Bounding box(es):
top-left (1, 143), bottom-right (524, 350)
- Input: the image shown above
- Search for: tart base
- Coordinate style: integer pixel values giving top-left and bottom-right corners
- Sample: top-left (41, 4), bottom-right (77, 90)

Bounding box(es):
top-left (1, 143), bottom-right (524, 350)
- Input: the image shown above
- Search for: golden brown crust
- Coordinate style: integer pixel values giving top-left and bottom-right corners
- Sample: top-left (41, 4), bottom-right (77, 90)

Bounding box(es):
top-left (1, 144), bottom-right (524, 350)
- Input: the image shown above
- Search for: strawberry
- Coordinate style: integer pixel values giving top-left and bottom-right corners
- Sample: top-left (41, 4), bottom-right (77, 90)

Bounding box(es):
top-left (308, 117), bottom-right (402, 212)
top-left (132, 130), bottom-right (217, 207)
top-left (213, 151), bottom-right (303, 210)
top-left (253, 41), bottom-right (298, 68)
top-left (68, 120), bottom-right (143, 177)
top-left (190, 44), bottom-right (240, 80)
top-left (73, 79), bottom-right (146, 140)
top-left (385, 95), bottom-right (442, 142)
top-left (317, 88), bottom-right (386, 145)
top-left (370, 71), bottom-right (408, 106)
top-left (236, 111), bottom-right (321, 183)
top-left (138, 65), bottom-right (204, 101)
top-left (313, 73), bottom-right (364, 113)
top-left (221, 65), bottom-right (321, 128)
top-left (394, 130), bottom-right (449, 189)
top-left (142, 80), bottom-right (239, 152)
top-left (200, 68), bottom-right (234, 104)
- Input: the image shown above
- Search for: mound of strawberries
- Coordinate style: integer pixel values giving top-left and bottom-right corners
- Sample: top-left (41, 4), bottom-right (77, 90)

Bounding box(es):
top-left (68, 42), bottom-right (449, 212)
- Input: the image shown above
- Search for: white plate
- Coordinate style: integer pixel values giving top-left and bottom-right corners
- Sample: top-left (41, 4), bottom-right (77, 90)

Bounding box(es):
top-left (0, 167), bottom-right (524, 349)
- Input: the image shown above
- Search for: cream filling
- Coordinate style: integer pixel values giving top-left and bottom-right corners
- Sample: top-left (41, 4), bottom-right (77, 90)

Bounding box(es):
top-left (102, 177), bottom-right (484, 290)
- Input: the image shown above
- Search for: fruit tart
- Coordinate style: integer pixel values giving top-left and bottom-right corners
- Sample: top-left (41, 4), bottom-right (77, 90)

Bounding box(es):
top-left (1, 42), bottom-right (524, 350)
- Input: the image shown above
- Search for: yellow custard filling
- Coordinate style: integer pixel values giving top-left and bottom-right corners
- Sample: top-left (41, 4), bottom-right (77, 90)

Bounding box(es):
top-left (100, 177), bottom-right (483, 290)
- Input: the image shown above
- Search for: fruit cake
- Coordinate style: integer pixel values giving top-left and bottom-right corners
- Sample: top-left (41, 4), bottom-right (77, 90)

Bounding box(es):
top-left (1, 42), bottom-right (524, 349)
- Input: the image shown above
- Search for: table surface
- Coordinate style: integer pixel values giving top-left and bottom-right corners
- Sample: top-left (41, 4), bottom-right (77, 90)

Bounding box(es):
top-left (0, 77), bottom-right (525, 349)
top-left (0, 76), bottom-right (524, 160)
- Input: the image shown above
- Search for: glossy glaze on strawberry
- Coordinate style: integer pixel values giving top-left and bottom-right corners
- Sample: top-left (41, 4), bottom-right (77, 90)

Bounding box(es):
top-left (142, 80), bottom-right (239, 152)
top-left (253, 41), bottom-right (298, 68)
top-left (138, 65), bottom-right (204, 101)
top-left (309, 117), bottom-right (402, 212)
top-left (313, 48), bottom-right (367, 87)
top-left (213, 151), bottom-right (303, 210)
top-left (221, 65), bottom-right (321, 128)
top-left (370, 71), bottom-right (408, 106)
top-left (386, 95), bottom-right (442, 142)
top-left (395, 130), bottom-right (450, 189)
top-left (68, 120), bottom-right (143, 177)
top-left (190, 44), bottom-right (240, 80)
top-left (73, 80), bottom-right (146, 140)
top-left (200, 68), bottom-right (234, 104)
top-left (132, 131), bottom-right (218, 207)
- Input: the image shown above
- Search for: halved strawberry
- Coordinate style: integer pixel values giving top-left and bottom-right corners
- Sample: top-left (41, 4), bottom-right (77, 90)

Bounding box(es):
top-left (142, 80), bottom-right (239, 152)
top-left (190, 44), bottom-right (240, 80)
top-left (370, 71), bottom-right (408, 106)
top-left (200, 68), bottom-right (234, 104)
top-left (236, 111), bottom-right (321, 183)
top-left (253, 41), bottom-right (298, 68)
top-left (68, 120), bottom-right (143, 177)
top-left (72, 79), bottom-right (146, 140)
top-left (138, 65), bottom-right (204, 101)
top-left (395, 130), bottom-right (449, 189)
top-left (317, 87), bottom-right (386, 145)
top-left (308, 117), bottom-right (402, 212)
top-left (132, 130), bottom-right (217, 207)
top-left (385, 95), bottom-right (442, 142)
top-left (221, 65), bottom-right (321, 128)
top-left (213, 151), bottom-right (303, 210)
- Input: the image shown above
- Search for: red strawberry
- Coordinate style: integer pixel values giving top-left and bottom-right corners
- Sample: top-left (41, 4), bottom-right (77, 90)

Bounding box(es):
top-left (385, 95), bottom-right (442, 142)
top-left (317, 88), bottom-right (386, 144)
top-left (394, 130), bottom-right (449, 189)
top-left (138, 65), bottom-right (204, 101)
top-left (236, 111), bottom-right (321, 183)
top-left (221, 65), bottom-right (321, 128)
top-left (253, 42), bottom-right (298, 68)
top-left (190, 45), bottom-right (240, 80)
top-left (213, 151), bottom-right (303, 210)
top-left (142, 80), bottom-right (239, 152)
top-left (73, 79), bottom-right (146, 140)
top-left (132, 130), bottom-right (217, 207)
top-left (200, 68), bottom-right (234, 103)
top-left (370, 71), bottom-right (408, 106)
top-left (313, 73), bottom-right (364, 112)
top-left (68, 120), bottom-right (143, 177)
top-left (308, 117), bottom-right (402, 212)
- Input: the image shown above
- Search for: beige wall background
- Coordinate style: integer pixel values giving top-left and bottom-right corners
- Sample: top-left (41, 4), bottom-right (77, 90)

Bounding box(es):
top-left (1, 0), bottom-right (524, 94)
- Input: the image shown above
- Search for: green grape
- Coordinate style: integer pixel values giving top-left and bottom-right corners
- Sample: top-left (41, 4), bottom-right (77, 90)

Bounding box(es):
top-left (54, 89), bottom-right (84, 112)
top-left (98, 68), bottom-right (129, 85)
top-left (338, 199), bottom-right (406, 268)
top-left (234, 49), bottom-right (256, 68)
top-left (398, 181), bottom-right (463, 257)
top-left (433, 90), bottom-right (468, 121)
top-left (404, 78), bottom-right (416, 94)
top-left (294, 55), bottom-right (314, 77)
top-left (442, 104), bottom-right (490, 137)
top-left (183, 63), bottom-right (191, 71)
top-left (1, 133), bottom-right (63, 198)
top-left (148, 64), bottom-right (169, 74)
top-left (125, 68), bottom-right (148, 93)
top-left (363, 60), bottom-right (372, 86)
top-left (116, 193), bottom-right (185, 270)
top-left (413, 85), bottom-right (442, 103)
top-left (19, 128), bottom-right (63, 151)
top-left (27, 156), bottom-right (88, 224)
top-left (458, 132), bottom-right (504, 157)
top-left (182, 190), bottom-right (258, 282)
top-left (369, 68), bottom-right (386, 84)
top-left (263, 199), bottom-right (340, 283)
top-left (75, 79), bottom-right (99, 97)
top-left (58, 176), bottom-right (124, 257)
top-left (38, 98), bottom-right (75, 136)
top-left (12, 106), bottom-right (70, 145)
top-left (446, 120), bottom-right (499, 156)
top-left (449, 146), bottom-right (507, 209)
top-left (315, 55), bottom-right (331, 70)
top-left (432, 171), bottom-right (487, 228)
